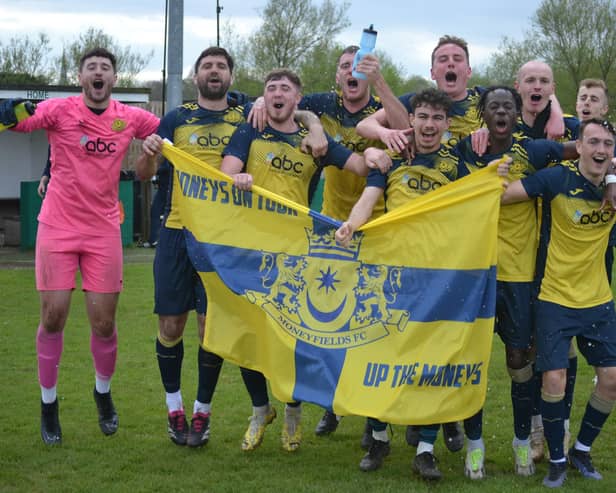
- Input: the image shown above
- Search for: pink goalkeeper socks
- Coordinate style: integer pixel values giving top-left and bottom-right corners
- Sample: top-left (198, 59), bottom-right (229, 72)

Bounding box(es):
top-left (36, 324), bottom-right (63, 389)
top-left (90, 327), bottom-right (118, 381)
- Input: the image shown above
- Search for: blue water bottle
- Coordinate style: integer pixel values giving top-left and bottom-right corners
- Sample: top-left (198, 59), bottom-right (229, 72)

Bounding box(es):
top-left (352, 24), bottom-right (377, 80)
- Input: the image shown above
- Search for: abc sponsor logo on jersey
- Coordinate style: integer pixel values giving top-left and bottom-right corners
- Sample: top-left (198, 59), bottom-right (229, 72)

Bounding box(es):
top-left (572, 208), bottom-right (614, 225)
top-left (266, 152), bottom-right (304, 174)
top-left (405, 173), bottom-right (441, 192)
top-left (80, 135), bottom-right (117, 153)
top-left (188, 132), bottom-right (231, 148)
top-left (334, 134), bottom-right (367, 153)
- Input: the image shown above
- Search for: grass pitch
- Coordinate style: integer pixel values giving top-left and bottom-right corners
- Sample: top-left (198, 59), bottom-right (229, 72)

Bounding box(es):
top-left (0, 258), bottom-right (615, 492)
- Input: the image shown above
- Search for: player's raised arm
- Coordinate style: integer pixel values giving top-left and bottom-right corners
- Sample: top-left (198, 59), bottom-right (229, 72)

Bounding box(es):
top-left (335, 186), bottom-right (383, 246)
top-left (343, 147), bottom-right (392, 177)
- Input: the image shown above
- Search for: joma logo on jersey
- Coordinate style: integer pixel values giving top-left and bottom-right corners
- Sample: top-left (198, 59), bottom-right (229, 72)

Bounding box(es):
top-left (80, 136), bottom-right (117, 153)
top-left (573, 209), bottom-right (614, 225)
top-left (407, 174), bottom-right (441, 192)
top-left (189, 133), bottom-right (231, 147)
top-left (269, 154), bottom-right (304, 173)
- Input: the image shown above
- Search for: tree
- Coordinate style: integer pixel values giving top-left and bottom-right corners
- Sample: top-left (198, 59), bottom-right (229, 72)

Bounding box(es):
top-left (483, 37), bottom-right (539, 85)
top-left (297, 42), bottom-right (345, 93)
top-left (219, 10), bottom-right (428, 98)
top-left (58, 27), bottom-right (154, 87)
top-left (0, 33), bottom-right (55, 84)
top-left (232, 40), bottom-right (430, 98)
top-left (532, 0), bottom-right (616, 87)
top-left (245, 0), bottom-right (350, 79)
top-left (297, 44), bottom-right (417, 95)
top-left (480, 0), bottom-right (616, 117)
top-left (216, 21), bottom-right (264, 97)
top-left (375, 51), bottom-right (432, 96)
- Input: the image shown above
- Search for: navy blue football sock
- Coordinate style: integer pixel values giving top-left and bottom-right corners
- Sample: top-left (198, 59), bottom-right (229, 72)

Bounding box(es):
top-left (564, 356), bottom-right (577, 420)
top-left (463, 409), bottom-right (483, 441)
top-left (240, 367), bottom-right (269, 407)
top-left (196, 346), bottom-right (223, 404)
top-left (418, 423), bottom-right (439, 445)
top-left (577, 392), bottom-right (613, 448)
top-left (512, 379), bottom-right (533, 439)
top-left (156, 336), bottom-right (184, 393)
top-left (541, 394), bottom-right (566, 461)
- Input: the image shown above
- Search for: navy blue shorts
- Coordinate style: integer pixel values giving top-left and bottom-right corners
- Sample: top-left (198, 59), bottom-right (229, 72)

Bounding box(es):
top-left (495, 281), bottom-right (533, 349)
top-left (154, 226), bottom-right (207, 315)
top-left (535, 299), bottom-right (616, 372)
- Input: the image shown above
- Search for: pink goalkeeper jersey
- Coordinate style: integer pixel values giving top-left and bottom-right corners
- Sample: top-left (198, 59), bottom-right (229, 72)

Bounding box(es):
top-left (14, 96), bottom-right (159, 236)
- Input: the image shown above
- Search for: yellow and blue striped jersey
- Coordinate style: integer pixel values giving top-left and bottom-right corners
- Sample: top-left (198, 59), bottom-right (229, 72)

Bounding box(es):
top-left (523, 162), bottom-right (615, 308)
top-left (161, 102), bottom-right (251, 229)
top-left (299, 91), bottom-right (384, 220)
top-left (515, 107), bottom-right (579, 142)
top-left (367, 145), bottom-right (468, 211)
top-left (400, 87), bottom-right (485, 145)
top-left (456, 135), bottom-right (563, 282)
top-left (223, 123), bottom-right (352, 207)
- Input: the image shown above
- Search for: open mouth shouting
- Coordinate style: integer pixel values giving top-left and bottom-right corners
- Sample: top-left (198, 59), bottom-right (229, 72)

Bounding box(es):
top-left (592, 154), bottom-right (607, 166)
top-left (492, 118), bottom-right (512, 135)
top-left (420, 129), bottom-right (438, 141)
top-left (93, 79), bottom-right (104, 90)
top-left (530, 94), bottom-right (542, 103)
top-left (445, 71), bottom-right (457, 83)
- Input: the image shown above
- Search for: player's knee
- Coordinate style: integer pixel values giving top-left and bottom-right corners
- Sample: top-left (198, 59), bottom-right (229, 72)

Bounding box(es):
top-left (507, 363), bottom-right (533, 383)
top-left (589, 389), bottom-right (616, 414)
top-left (158, 314), bottom-right (187, 340)
top-left (506, 347), bottom-right (531, 370)
top-left (41, 319), bottom-right (64, 334)
top-left (595, 368), bottom-right (616, 399)
top-left (91, 318), bottom-right (115, 338)
top-left (41, 308), bottom-right (68, 333)
top-left (197, 313), bottom-right (206, 339)
top-left (542, 369), bottom-right (566, 395)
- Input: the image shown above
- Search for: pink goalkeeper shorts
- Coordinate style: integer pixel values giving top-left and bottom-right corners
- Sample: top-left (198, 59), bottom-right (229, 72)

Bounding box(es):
top-left (35, 222), bottom-right (123, 293)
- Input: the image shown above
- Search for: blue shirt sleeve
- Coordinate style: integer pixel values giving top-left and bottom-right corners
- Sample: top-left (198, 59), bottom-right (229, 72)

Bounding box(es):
top-left (323, 134), bottom-right (353, 169)
top-left (449, 146), bottom-right (470, 179)
top-left (157, 108), bottom-right (179, 142)
top-left (152, 108), bottom-right (182, 169)
top-left (222, 123), bottom-right (256, 164)
top-left (521, 166), bottom-right (564, 199)
top-left (241, 102), bottom-right (253, 118)
top-left (227, 90), bottom-right (250, 106)
top-left (526, 139), bottom-right (564, 169)
top-left (366, 167), bottom-right (387, 188)
top-left (398, 92), bottom-right (414, 114)
top-left (565, 115), bottom-right (580, 140)
top-left (298, 93), bottom-right (332, 116)
top-left (298, 94), bottom-right (311, 111)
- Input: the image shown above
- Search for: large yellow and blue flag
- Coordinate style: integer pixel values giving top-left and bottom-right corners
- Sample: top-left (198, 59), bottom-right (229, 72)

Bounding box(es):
top-left (162, 142), bottom-right (501, 425)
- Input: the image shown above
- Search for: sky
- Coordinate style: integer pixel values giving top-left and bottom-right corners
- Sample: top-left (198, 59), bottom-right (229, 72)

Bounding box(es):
top-left (0, 0), bottom-right (545, 83)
